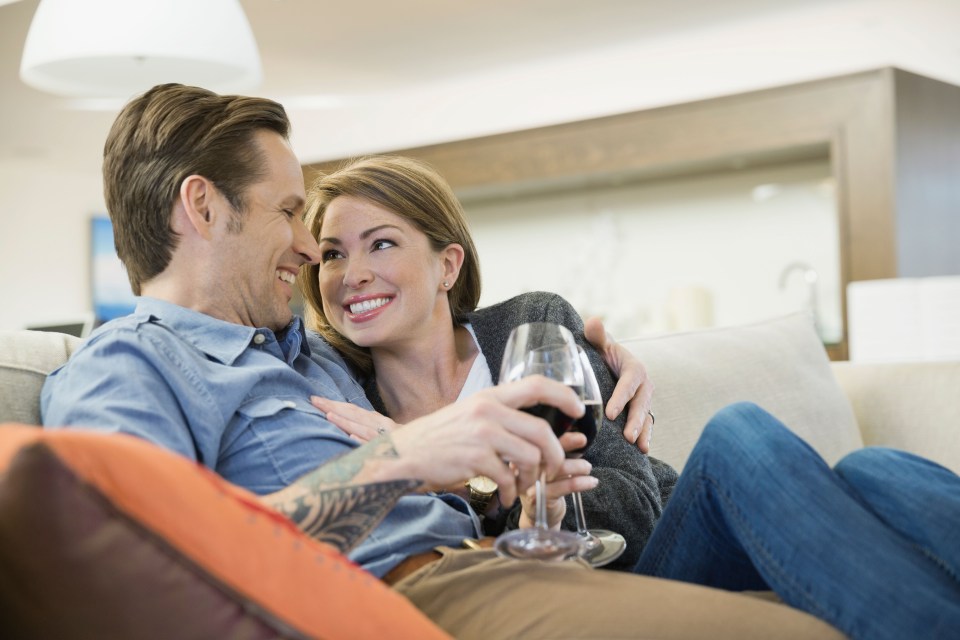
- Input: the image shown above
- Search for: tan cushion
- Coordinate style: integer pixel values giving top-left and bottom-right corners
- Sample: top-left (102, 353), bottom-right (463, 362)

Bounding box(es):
top-left (622, 313), bottom-right (863, 471)
top-left (0, 330), bottom-right (80, 425)
top-left (832, 360), bottom-right (960, 473)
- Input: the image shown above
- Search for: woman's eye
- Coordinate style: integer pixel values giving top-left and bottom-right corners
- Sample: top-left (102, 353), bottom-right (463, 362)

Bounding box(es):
top-left (321, 250), bottom-right (343, 262)
top-left (372, 239), bottom-right (396, 251)
top-left (282, 209), bottom-right (295, 219)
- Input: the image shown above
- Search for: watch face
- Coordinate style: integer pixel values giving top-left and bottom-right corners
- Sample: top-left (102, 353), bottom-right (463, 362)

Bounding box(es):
top-left (471, 475), bottom-right (498, 494)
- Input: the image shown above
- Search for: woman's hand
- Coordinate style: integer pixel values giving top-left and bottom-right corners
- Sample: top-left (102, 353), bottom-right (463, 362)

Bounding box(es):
top-left (584, 316), bottom-right (655, 453)
top-left (310, 396), bottom-right (399, 442)
top-left (518, 433), bottom-right (597, 530)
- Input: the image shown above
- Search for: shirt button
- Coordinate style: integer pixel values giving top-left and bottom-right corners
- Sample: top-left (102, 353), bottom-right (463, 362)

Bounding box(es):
top-left (253, 334), bottom-right (266, 345)
top-left (283, 401), bottom-right (297, 409)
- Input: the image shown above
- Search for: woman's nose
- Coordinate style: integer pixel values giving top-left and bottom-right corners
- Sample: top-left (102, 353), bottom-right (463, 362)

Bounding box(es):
top-left (342, 254), bottom-right (373, 288)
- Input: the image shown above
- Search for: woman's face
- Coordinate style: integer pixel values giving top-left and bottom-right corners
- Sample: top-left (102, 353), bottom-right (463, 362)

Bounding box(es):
top-left (316, 195), bottom-right (461, 350)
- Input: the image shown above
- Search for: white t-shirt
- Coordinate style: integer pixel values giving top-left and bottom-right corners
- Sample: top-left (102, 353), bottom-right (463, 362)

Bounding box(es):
top-left (456, 323), bottom-right (494, 401)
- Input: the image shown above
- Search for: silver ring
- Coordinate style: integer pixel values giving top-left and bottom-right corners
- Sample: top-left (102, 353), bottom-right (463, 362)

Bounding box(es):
top-left (648, 410), bottom-right (655, 425)
top-left (376, 426), bottom-right (387, 435)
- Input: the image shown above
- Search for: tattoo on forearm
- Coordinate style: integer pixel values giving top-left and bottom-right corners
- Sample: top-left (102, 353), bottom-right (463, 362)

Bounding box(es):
top-left (270, 435), bottom-right (424, 553)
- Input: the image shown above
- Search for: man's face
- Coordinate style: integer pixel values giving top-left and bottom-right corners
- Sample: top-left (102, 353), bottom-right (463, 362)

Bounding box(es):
top-left (210, 130), bottom-right (320, 331)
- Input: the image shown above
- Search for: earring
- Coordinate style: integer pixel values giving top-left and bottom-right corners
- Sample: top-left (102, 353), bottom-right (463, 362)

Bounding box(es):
top-left (442, 281), bottom-right (450, 288)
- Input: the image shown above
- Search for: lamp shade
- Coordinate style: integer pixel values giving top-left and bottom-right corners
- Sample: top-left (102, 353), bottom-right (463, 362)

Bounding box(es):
top-left (20, 0), bottom-right (262, 97)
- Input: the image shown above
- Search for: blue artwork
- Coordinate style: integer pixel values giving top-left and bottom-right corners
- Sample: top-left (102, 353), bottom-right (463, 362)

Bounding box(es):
top-left (91, 216), bottom-right (137, 322)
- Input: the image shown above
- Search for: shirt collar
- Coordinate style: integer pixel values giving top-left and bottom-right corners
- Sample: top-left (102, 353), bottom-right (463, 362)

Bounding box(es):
top-left (133, 297), bottom-right (308, 365)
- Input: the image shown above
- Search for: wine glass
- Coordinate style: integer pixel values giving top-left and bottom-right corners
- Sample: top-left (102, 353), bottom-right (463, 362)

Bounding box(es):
top-left (493, 322), bottom-right (586, 561)
top-left (571, 345), bottom-right (627, 567)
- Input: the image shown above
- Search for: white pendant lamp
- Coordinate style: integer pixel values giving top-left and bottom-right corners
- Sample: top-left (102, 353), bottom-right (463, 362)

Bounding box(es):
top-left (20, 0), bottom-right (262, 98)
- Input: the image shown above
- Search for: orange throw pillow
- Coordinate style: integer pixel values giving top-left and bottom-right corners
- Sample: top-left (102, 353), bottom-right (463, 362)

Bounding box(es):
top-left (0, 424), bottom-right (449, 640)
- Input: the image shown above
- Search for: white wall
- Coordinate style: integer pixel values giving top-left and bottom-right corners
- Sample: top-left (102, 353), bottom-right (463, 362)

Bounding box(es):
top-left (0, 159), bottom-right (105, 330)
top-left (466, 160), bottom-right (841, 341)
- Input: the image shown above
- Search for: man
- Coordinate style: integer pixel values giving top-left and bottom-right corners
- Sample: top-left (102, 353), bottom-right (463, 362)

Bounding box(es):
top-left (41, 84), bottom-right (843, 638)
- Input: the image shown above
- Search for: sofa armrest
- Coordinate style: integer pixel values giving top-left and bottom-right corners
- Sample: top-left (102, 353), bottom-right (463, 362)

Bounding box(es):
top-left (830, 360), bottom-right (960, 473)
top-left (0, 330), bottom-right (81, 425)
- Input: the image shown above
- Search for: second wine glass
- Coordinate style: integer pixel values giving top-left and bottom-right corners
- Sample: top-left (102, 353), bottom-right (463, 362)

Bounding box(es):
top-left (571, 346), bottom-right (627, 567)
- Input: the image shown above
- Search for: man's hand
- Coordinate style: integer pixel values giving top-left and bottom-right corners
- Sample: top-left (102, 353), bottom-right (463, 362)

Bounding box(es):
top-left (518, 433), bottom-right (597, 529)
top-left (584, 316), bottom-right (655, 453)
top-left (390, 375), bottom-right (584, 508)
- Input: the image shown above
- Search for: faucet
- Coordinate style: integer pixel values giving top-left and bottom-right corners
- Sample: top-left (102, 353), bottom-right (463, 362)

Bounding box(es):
top-left (779, 262), bottom-right (821, 335)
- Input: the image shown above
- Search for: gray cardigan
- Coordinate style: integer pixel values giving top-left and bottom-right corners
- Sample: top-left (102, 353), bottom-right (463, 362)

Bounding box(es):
top-left (364, 292), bottom-right (678, 571)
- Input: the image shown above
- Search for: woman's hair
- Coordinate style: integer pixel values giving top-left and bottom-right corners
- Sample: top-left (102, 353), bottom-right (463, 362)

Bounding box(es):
top-left (300, 155), bottom-right (482, 374)
top-left (103, 83), bottom-right (290, 294)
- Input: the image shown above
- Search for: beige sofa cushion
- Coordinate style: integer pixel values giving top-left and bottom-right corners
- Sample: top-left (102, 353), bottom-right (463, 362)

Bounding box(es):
top-left (622, 313), bottom-right (863, 471)
top-left (0, 330), bottom-right (81, 425)
top-left (832, 360), bottom-right (960, 472)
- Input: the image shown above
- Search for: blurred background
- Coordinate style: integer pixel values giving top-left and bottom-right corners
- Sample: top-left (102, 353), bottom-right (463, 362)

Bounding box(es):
top-left (2, 0), bottom-right (959, 360)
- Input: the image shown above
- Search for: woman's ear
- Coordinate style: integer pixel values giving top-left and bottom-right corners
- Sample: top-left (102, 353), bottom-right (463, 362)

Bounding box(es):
top-left (176, 175), bottom-right (216, 240)
top-left (440, 243), bottom-right (465, 288)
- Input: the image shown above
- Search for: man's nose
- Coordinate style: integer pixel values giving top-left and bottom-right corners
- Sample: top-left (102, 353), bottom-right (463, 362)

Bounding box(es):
top-left (292, 217), bottom-right (322, 265)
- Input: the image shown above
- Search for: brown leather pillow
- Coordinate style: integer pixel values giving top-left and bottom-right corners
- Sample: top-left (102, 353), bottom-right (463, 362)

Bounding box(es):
top-left (0, 424), bottom-right (449, 640)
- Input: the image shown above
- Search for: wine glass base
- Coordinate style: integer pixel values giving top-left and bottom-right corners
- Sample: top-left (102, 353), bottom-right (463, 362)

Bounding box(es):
top-left (494, 528), bottom-right (584, 562)
top-left (580, 529), bottom-right (627, 568)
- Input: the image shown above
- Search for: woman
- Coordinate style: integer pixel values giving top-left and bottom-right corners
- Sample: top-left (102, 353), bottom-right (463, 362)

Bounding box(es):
top-left (300, 155), bottom-right (960, 639)
top-left (300, 155), bottom-right (675, 570)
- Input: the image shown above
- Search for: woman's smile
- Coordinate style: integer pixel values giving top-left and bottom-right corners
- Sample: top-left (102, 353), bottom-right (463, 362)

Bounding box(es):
top-left (344, 294), bottom-right (395, 322)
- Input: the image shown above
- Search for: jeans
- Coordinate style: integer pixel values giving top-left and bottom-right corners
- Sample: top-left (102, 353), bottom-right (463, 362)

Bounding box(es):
top-left (634, 402), bottom-right (960, 639)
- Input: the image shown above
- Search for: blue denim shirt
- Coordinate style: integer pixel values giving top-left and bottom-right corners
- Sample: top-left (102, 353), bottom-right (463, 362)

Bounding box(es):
top-left (41, 298), bottom-right (480, 577)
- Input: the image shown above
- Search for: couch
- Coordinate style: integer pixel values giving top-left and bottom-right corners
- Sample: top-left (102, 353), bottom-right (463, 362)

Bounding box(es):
top-left (2, 312), bottom-right (957, 638)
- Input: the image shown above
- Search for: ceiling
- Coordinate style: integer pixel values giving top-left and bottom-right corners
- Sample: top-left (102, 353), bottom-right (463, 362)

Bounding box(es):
top-left (2, 0), bottom-right (960, 172)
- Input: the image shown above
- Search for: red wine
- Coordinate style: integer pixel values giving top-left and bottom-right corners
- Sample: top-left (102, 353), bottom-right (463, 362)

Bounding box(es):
top-left (570, 401), bottom-right (602, 456)
top-left (523, 392), bottom-right (601, 456)
top-left (523, 404), bottom-right (576, 438)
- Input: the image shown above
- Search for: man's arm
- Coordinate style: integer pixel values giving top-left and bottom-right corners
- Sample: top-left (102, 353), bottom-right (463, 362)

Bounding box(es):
top-left (267, 436), bottom-right (422, 553)
top-left (584, 316), bottom-right (655, 453)
top-left (269, 377), bottom-right (583, 550)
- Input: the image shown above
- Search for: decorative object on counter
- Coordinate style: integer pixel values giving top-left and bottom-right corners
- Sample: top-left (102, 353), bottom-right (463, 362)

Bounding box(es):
top-left (665, 285), bottom-right (714, 332)
top-left (779, 262), bottom-right (821, 335)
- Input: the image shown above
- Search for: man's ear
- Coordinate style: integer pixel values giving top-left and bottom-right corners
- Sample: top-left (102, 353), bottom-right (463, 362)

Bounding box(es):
top-left (440, 243), bottom-right (465, 287)
top-left (177, 175), bottom-right (216, 240)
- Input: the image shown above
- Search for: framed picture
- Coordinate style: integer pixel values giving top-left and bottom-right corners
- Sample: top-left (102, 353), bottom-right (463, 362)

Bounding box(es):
top-left (91, 216), bottom-right (137, 323)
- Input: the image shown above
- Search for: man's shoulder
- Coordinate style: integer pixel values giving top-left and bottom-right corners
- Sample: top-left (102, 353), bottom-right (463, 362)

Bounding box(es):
top-left (52, 313), bottom-right (206, 389)
top-left (72, 314), bottom-right (183, 358)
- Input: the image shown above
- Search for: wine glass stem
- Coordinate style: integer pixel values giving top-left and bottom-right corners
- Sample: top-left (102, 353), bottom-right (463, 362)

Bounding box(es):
top-left (535, 467), bottom-right (548, 530)
top-left (572, 490), bottom-right (589, 535)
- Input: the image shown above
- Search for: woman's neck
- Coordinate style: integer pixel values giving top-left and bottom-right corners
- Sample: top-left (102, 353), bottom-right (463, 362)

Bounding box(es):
top-left (371, 324), bottom-right (478, 423)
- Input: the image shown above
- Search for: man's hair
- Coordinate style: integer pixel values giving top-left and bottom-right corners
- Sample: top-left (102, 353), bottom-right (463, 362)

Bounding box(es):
top-left (301, 155), bottom-right (482, 375)
top-left (102, 83), bottom-right (290, 294)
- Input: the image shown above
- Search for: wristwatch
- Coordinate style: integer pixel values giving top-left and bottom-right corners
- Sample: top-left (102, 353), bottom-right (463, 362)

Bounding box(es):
top-left (465, 475), bottom-right (498, 515)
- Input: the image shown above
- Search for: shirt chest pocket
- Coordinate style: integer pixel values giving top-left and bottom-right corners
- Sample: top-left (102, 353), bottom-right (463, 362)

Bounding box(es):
top-left (236, 396), bottom-right (325, 420)
top-left (224, 396), bottom-right (338, 492)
